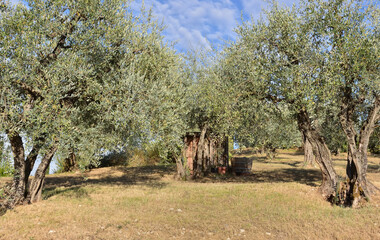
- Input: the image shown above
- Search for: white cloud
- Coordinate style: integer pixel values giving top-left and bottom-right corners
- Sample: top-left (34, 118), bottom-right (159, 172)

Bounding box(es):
top-left (6, 0), bottom-right (299, 53)
top-left (133, 0), bottom-right (241, 52)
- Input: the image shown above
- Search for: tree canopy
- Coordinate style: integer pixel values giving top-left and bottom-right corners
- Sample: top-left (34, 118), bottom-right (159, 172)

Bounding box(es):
top-left (0, 0), bottom-right (378, 209)
top-left (220, 0), bottom-right (379, 206)
top-left (0, 0), bottom-right (188, 207)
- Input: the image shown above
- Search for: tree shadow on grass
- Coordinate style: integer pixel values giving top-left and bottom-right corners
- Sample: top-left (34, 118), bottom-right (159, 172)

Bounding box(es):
top-left (368, 164), bottom-right (380, 173)
top-left (199, 156), bottom-right (322, 187)
top-left (199, 167), bottom-right (321, 187)
top-left (248, 156), bottom-right (302, 168)
top-left (43, 186), bottom-right (90, 200)
top-left (251, 168), bottom-right (321, 186)
top-left (43, 165), bottom-right (173, 200)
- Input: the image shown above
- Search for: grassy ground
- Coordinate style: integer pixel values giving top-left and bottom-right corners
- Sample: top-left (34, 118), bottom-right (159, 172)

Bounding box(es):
top-left (0, 150), bottom-right (379, 240)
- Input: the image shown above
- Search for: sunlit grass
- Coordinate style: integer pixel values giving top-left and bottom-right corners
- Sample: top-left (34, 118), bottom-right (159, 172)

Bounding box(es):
top-left (0, 150), bottom-right (379, 239)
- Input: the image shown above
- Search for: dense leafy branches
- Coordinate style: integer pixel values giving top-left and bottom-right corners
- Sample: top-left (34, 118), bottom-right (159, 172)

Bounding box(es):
top-left (221, 0), bottom-right (379, 206)
top-left (0, 0), bottom-right (187, 207)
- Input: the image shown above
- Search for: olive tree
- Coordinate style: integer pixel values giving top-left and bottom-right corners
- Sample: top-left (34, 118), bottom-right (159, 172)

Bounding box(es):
top-left (221, 1), bottom-right (338, 199)
top-left (172, 51), bottom-right (233, 178)
top-left (0, 0), bottom-right (187, 208)
top-left (316, 0), bottom-right (379, 206)
top-left (222, 0), bottom-right (379, 206)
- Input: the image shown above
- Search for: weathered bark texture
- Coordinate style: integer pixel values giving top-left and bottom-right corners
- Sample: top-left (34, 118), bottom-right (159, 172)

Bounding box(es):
top-left (24, 139), bottom-right (44, 198)
top-left (297, 110), bottom-right (337, 200)
top-left (194, 125), bottom-right (208, 178)
top-left (6, 131), bottom-right (27, 206)
top-left (183, 129), bottom-right (229, 179)
top-left (27, 144), bottom-right (58, 203)
top-left (63, 150), bottom-right (77, 172)
top-left (3, 131), bottom-right (57, 209)
top-left (302, 132), bottom-right (315, 167)
top-left (338, 95), bottom-right (380, 207)
top-left (175, 148), bottom-right (187, 180)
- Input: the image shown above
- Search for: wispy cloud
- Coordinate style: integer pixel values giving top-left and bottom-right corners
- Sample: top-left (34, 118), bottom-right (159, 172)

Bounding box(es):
top-left (6, 0), bottom-right (299, 52)
top-left (133, 0), bottom-right (241, 52)
top-left (132, 0), bottom-right (299, 52)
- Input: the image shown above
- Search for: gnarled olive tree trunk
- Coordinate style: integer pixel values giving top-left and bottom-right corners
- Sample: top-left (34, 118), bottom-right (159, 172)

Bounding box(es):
top-left (6, 131), bottom-right (27, 206)
top-left (175, 147), bottom-right (188, 180)
top-left (302, 132), bottom-right (315, 167)
top-left (4, 131), bottom-right (57, 208)
top-left (297, 110), bottom-right (337, 200)
top-left (63, 150), bottom-right (77, 172)
top-left (193, 125), bottom-right (208, 178)
top-left (27, 144), bottom-right (57, 203)
top-left (338, 96), bottom-right (379, 207)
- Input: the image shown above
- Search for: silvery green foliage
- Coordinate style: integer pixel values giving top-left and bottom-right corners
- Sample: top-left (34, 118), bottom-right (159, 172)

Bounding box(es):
top-left (184, 50), bottom-right (233, 136)
top-left (232, 100), bottom-right (301, 150)
top-left (315, 0), bottom-right (379, 129)
top-left (0, 0), bottom-right (188, 166)
top-left (220, 0), bottom-right (378, 150)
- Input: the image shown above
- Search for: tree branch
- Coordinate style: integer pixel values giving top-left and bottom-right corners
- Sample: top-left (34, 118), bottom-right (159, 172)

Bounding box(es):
top-left (39, 12), bottom-right (83, 67)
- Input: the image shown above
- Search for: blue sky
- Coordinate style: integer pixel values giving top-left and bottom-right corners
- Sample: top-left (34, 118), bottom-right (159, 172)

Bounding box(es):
top-left (131, 0), bottom-right (299, 52)
top-left (10, 0), bottom-right (299, 52)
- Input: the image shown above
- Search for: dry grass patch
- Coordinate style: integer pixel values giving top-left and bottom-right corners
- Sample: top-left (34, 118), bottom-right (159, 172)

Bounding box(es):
top-left (0, 150), bottom-right (379, 239)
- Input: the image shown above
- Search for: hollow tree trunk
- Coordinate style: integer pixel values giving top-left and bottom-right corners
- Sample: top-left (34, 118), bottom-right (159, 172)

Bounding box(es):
top-left (297, 110), bottom-right (337, 200)
top-left (28, 144), bottom-right (58, 203)
top-left (339, 95), bottom-right (380, 207)
top-left (302, 132), bottom-right (315, 167)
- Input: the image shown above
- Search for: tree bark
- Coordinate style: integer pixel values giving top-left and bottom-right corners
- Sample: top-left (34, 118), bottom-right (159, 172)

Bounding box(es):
top-left (27, 144), bottom-right (58, 203)
top-left (223, 136), bottom-right (229, 168)
top-left (303, 132), bottom-right (315, 167)
top-left (339, 95), bottom-right (380, 207)
top-left (175, 148), bottom-right (187, 180)
top-left (23, 140), bottom-right (44, 198)
top-left (63, 150), bottom-right (77, 172)
top-left (4, 132), bottom-right (48, 208)
top-left (6, 131), bottom-right (27, 206)
top-left (297, 110), bottom-right (337, 200)
top-left (193, 125), bottom-right (208, 178)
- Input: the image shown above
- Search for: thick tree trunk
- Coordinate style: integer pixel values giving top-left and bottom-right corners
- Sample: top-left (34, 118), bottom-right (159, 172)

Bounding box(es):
top-left (203, 138), bottom-right (210, 172)
top-left (223, 136), bottom-right (229, 168)
top-left (6, 131), bottom-right (27, 206)
top-left (175, 148), bottom-right (187, 180)
top-left (302, 132), bottom-right (315, 167)
top-left (297, 110), bottom-right (337, 201)
top-left (193, 125), bottom-right (208, 178)
top-left (209, 139), bottom-right (215, 166)
top-left (339, 95), bottom-right (380, 207)
top-left (27, 144), bottom-right (58, 203)
top-left (3, 132), bottom-right (47, 209)
top-left (23, 141), bottom-right (44, 198)
top-left (63, 150), bottom-right (77, 172)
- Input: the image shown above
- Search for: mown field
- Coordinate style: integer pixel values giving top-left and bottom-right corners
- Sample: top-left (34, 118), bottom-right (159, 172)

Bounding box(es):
top-left (1, 150), bottom-right (380, 240)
